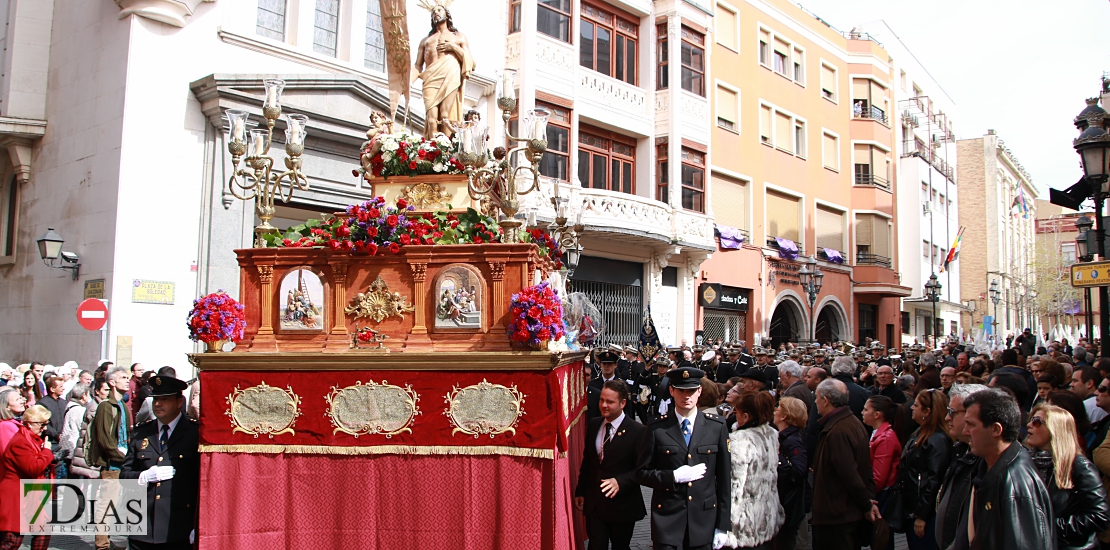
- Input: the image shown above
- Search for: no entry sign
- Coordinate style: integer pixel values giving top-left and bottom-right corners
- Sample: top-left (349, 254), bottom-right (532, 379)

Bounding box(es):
top-left (76, 299), bottom-right (108, 331)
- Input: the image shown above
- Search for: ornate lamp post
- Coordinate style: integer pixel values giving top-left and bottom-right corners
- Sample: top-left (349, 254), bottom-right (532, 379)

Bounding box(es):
top-left (925, 272), bottom-right (942, 343)
top-left (459, 69), bottom-right (549, 243)
top-left (988, 279), bottom-right (1002, 338)
top-left (1073, 98), bottom-right (1110, 356)
top-left (797, 255), bottom-right (823, 342)
top-left (1076, 215), bottom-right (1096, 341)
top-left (224, 79), bottom-right (311, 247)
top-left (548, 184), bottom-right (584, 276)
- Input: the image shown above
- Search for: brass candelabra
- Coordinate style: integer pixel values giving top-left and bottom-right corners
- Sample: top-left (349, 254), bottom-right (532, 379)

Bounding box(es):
top-left (457, 69), bottom-right (549, 243)
top-left (225, 79), bottom-right (311, 247)
top-left (548, 184), bottom-right (584, 275)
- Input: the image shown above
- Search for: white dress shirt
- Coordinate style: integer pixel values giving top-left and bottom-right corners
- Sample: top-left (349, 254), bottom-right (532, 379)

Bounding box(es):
top-left (596, 412), bottom-right (626, 455)
top-left (676, 407), bottom-right (698, 442)
top-left (156, 412), bottom-right (183, 448)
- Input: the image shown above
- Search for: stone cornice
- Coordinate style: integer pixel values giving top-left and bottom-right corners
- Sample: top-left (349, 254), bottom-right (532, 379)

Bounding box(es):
top-left (116, 0), bottom-right (215, 28)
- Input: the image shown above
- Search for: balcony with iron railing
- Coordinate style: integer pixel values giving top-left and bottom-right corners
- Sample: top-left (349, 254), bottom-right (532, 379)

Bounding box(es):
top-left (853, 103), bottom-right (888, 125)
top-left (857, 251), bottom-right (892, 268)
top-left (853, 165), bottom-right (891, 190)
top-left (765, 236), bottom-right (804, 256)
top-left (902, 139), bottom-right (957, 183)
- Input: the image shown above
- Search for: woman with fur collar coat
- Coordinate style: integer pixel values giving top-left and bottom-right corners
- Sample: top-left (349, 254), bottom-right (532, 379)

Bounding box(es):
top-left (723, 389), bottom-right (785, 549)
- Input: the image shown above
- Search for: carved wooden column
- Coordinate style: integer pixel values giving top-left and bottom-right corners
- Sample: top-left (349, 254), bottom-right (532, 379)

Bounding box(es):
top-left (325, 258), bottom-right (351, 350)
top-left (490, 262), bottom-right (506, 330)
top-left (252, 264), bottom-right (279, 352)
top-left (404, 262), bottom-right (434, 351)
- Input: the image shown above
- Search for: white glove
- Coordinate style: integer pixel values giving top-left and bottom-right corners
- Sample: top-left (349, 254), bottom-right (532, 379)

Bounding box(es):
top-left (673, 463), bottom-right (706, 483)
top-left (137, 465), bottom-right (175, 484)
top-left (658, 398), bottom-right (671, 416)
top-left (189, 530), bottom-right (195, 544)
top-left (713, 529), bottom-right (729, 550)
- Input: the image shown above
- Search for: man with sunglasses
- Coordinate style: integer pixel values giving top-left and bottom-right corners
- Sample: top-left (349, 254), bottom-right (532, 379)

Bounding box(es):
top-left (1090, 379), bottom-right (1110, 450)
top-left (934, 384), bottom-right (987, 550)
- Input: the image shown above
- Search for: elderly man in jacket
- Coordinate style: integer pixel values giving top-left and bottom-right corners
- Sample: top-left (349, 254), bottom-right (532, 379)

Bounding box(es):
top-left (811, 379), bottom-right (878, 550)
top-left (959, 388), bottom-right (1053, 550)
top-left (829, 357), bottom-right (870, 420)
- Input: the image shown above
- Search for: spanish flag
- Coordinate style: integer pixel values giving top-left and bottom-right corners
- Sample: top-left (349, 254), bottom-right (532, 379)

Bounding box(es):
top-left (942, 227), bottom-right (964, 272)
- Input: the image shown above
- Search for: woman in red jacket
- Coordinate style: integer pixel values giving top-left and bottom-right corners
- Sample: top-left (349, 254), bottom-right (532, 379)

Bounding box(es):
top-left (863, 395), bottom-right (902, 550)
top-left (0, 404), bottom-right (55, 550)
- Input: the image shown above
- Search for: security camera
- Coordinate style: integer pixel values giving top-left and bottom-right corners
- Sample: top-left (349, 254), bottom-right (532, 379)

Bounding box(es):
top-left (60, 251), bottom-right (80, 263)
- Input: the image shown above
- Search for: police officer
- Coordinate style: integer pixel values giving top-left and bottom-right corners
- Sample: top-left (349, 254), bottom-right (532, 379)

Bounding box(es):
top-left (639, 356), bottom-right (673, 423)
top-left (120, 375), bottom-right (200, 550)
top-left (636, 367), bottom-right (731, 550)
top-left (624, 346), bottom-right (645, 380)
top-left (590, 348), bottom-right (634, 420)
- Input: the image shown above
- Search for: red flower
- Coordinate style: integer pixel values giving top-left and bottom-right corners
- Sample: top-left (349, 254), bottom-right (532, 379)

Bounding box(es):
top-left (354, 241), bottom-right (365, 252)
top-left (407, 161), bottom-right (416, 170)
top-left (386, 215), bottom-right (399, 227)
top-left (417, 149), bottom-right (427, 160)
top-left (388, 242), bottom-right (400, 254)
top-left (336, 225), bottom-right (350, 237)
top-left (367, 227), bottom-right (379, 237)
top-left (423, 237), bottom-right (434, 245)
top-left (537, 328), bottom-right (551, 340)
top-left (282, 239), bottom-right (292, 247)
top-left (450, 220), bottom-right (459, 228)
top-left (513, 330), bottom-right (530, 342)
top-left (367, 243), bottom-right (379, 255)
top-left (369, 208), bottom-right (381, 218)
top-left (473, 236), bottom-right (484, 244)
top-left (527, 306), bottom-right (542, 319)
top-left (433, 231), bottom-right (443, 239)
top-left (399, 234), bottom-right (411, 245)
top-left (341, 240), bottom-right (353, 251)
top-left (397, 198), bottom-right (408, 209)
top-left (328, 240), bottom-right (340, 250)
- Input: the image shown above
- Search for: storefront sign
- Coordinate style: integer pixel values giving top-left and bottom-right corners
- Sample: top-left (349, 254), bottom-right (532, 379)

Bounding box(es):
top-left (132, 280), bottom-right (175, 305)
top-left (698, 283), bottom-right (750, 312)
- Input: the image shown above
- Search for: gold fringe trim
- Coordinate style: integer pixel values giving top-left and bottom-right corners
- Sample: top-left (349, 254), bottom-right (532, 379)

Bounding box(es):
top-left (565, 406), bottom-right (586, 437)
top-left (199, 443), bottom-right (555, 460)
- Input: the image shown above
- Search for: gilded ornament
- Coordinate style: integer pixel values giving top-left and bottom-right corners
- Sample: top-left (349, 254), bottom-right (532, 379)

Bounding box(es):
top-left (225, 382), bottom-right (302, 438)
top-left (443, 379), bottom-right (526, 438)
top-left (345, 275), bottom-right (416, 323)
top-left (326, 380), bottom-right (420, 438)
top-left (399, 182), bottom-right (453, 209)
top-left (561, 372), bottom-right (569, 419)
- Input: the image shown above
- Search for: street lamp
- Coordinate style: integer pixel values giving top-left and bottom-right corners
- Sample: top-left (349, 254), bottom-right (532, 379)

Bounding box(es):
top-left (1075, 215), bottom-right (1096, 342)
top-left (797, 255), bottom-right (823, 342)
top-left (35, 227), bottom-right (80, 280)
top-left (925, 272), bottom-right (942, 343)
top-left (989, 279), bottom-right (1001, 338)
top-left (1073, 97), bottom-right (1110, 357)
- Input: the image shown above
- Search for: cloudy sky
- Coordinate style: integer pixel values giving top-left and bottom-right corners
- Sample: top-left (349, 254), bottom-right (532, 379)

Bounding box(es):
top-left (796, 0), bottom-right (1110, 198)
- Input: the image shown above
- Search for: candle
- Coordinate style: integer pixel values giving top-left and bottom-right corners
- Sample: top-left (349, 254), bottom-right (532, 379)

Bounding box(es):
top-left (266, 86), bottom-right (278, 108)
top-left (232, 118), bottom-right (245, 142)
top-left (501, 71), bottom-right (516, 101)
top-left (575, 209), bottom-right (583, 225)
top-left (288, 125), bottom-right (301, 145)
top-left (253, 132), bottom-right (266, 156)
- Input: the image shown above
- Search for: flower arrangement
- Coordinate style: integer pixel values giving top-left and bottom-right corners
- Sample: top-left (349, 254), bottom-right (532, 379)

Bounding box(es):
top-left (343, 197), bottom-right (417, 254)
top-left (358, 132), bottom-right (465, 179)
top-left (507, 281), bottom-right (565, 350)
top-left (187, 291), bottom-right (247, 344)
top-left (524, 229), bottom-right (564, 271)
top-left (422, 207), bottom-right (500, 245)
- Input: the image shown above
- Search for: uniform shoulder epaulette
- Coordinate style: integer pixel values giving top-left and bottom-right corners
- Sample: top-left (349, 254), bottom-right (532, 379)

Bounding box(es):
top-left (135, 419), bottom-right (155, 429)
top-left (186, 416), bottom-right (198, 422)
top-left (647, 415), bottom-right (671, 427)
top-left (702, 411), bottom-right (724, 423)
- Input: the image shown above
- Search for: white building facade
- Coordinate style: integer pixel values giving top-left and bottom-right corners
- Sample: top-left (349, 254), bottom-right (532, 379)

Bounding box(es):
top-left (0, 0), bottom-right (714, 370)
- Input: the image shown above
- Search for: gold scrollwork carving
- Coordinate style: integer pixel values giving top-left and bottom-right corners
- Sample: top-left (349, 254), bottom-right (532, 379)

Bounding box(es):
top-left (443, 379), bottom-right (526, 438)
top-left (345, 275), bottom-right (416, 323)
top-left (399, 182), bottom-right (452, 209)
top-left (225, 382), bottom-right (302, 438)
top-left (326, 380), bottom-right (421, 438)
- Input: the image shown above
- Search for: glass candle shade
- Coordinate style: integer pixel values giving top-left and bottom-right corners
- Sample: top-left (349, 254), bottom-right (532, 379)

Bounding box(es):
top-left (499, 69), bottom-right (517, 102)
top-left (286, 114), bottom-right (309, 146)
top-left (263, 79), bottom-right (285, 111)
top-left (226, 110), bottom-right (248, 143)
top-left (524, 108), bottom-right (550, 141)
top-left (249, 129), bottom-right (268, 157)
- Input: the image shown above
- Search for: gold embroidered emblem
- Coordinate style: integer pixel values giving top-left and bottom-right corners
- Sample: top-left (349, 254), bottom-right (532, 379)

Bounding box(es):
top-left (683, 371), bottom-right (690, 379)
top-left (443, 379), bottom-right (526, 438)
top-left (326, 380), bottom-right (420, 438)
top-left (225, 382), bottom-right (303, 438)
top-left (985, 502), bottom-right (992, 510)
top-left (154, 378), bottom-right (162, 386)
top-left (141, 438), bottom-right (149, 450)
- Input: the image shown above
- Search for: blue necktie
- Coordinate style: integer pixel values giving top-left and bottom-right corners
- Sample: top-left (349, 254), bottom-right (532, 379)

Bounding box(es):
top-left (160, 425), bottom-right (170, 450)
top-left (682, 419), bottom-right (691, 446)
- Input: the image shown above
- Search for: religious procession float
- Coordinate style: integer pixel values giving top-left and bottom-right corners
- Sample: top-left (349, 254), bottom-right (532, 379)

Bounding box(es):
top-left (185, 2), bottom-right (601, 548)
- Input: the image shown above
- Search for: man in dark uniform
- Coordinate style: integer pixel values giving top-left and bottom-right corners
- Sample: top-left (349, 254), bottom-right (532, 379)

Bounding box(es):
top-left (120, 375), bottom-right (200, 550)
top-left (575, 380), bottom-right (651, 550)
top-left (729, 347), bottom-right (753, 377)
top-left (640, 356), bottom-right (673, 423)
top-left (755, 348), bottom-right (779, 392)
top-left (812, 349), bottom-right (828, 369)
top-left (714, 348), bottom-right (737, 383)
top-left (590, 348), bottom-right (632, 419)
top-left (613, 344), bottom-right (632, 380)
top-left (637, 367), bottom-right (731, 550)
top-left (625, 346), bottom-right (645, 380)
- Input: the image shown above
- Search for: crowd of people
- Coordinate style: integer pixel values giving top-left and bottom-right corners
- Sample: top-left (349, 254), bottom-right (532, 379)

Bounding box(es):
top-left (0, 360), bottom-right (199, 550)
top-left (577, 331), bottom-right (1110, 550)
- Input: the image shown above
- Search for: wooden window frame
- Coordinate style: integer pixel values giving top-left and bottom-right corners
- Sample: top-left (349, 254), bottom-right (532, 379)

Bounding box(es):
top-left (578, 124), bottom-right (636, 194)
top-left (656, 23), bottom-right (669, 91)
top-left (680, 147), bottom-right (705, 213)
top-left (0, 175), bottom-right (17, 265)
top-left (538, 0), bottom-right (572, 43)
top-left (680, 25), bottom-right (705, 97)
top-left (580, 2), bottom-right (639, 85)
top-left (656, 142), bottom-right (669, 205)
top-left (509, 0), bottom-right (522, 33)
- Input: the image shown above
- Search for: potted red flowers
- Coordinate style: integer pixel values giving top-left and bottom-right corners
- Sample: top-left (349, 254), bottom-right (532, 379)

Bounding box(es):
top-left (507, 281), bottom-right (565, 351)
top-left (187, 291), bottom-right (247, 352)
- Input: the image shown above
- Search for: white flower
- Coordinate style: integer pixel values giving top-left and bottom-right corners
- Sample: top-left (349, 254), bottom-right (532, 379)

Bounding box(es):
top-left (382, 151), bottom-right (393, 161)
top-left (433, 163), bottom-right (445, 172)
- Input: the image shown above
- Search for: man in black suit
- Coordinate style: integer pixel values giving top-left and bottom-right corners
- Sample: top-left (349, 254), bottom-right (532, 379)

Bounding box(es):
top-left (575, 379), bottom-right (651, 550)
top-left (637, 367), bottom-right (731, 550)
top-left (121, 375), bottom-right (200, 550)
